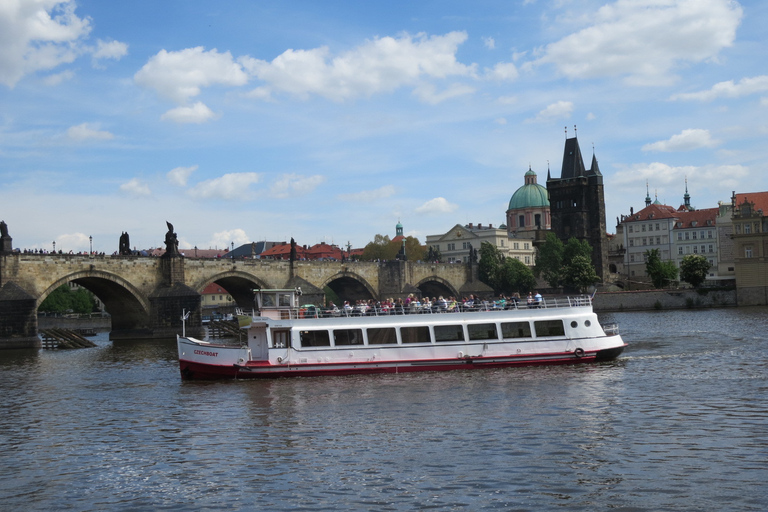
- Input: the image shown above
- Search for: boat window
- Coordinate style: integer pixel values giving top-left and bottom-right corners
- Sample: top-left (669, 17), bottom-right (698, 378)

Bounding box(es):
top-left (570, 321), bottom-right (578, 328)
top-left (262, 294), bottom-right (276, 307)
top-left (500, 321), bottom-right (531, 339)
top-left (334, 329), bottom-right (364, 346)
top-left (533, 320), bottom-right (565, 337)
top-left (278, 293), bottom-right (292, 307)
top-left (434, 324), bottom-right (465, 342)
top-left (400, 326), bottom-right (431, 344)
top-left (468, 323), bottom-right (498, 341)
top-left (584, 320), bottom-right (591, 327)
top-left (367, 327), bottom-right (397, 345)
top-left (272, 329), bottom-right (291, 348)
top-left (299, 330), bottom-right (331, 347)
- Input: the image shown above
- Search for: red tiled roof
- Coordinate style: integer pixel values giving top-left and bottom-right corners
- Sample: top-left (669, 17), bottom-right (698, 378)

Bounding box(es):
top-left (673, 207), bottom-right (718, 229)
top-left (734, 192), bottom-right (768, 215)
top-left (620, 203), bottom-right (679, 223)
top-left (202, 283), bottom-right (229, 294)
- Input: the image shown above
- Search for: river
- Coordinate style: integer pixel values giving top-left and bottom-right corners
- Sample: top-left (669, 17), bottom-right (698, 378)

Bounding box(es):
top-left (1, 308), bottom-right (766, 511)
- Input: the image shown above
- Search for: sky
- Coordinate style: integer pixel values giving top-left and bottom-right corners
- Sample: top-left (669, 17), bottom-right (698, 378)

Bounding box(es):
top-left (1, 0), bottom-right (767, 254)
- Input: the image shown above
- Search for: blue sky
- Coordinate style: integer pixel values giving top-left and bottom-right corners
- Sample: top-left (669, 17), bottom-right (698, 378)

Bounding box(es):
top-left (1, 0), bottom-right (766, 254)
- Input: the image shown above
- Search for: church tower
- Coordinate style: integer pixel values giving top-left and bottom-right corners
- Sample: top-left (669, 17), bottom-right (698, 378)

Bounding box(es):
top-left (547, 130), bottom-right (608, 280)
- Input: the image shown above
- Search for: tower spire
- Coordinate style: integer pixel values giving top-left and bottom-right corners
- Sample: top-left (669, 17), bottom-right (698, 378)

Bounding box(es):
top-left (645, 180), bottom-right (651, 207)
top-left (683, 176), bottom-right (691, 209)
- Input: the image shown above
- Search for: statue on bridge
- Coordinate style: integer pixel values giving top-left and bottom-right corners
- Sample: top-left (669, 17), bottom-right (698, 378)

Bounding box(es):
top-left (119, 232), bottom-right (131, 255)
top-left (0, 220), bottom-right (12, 253)
top-left (164, 221), bottom-right (180, 256)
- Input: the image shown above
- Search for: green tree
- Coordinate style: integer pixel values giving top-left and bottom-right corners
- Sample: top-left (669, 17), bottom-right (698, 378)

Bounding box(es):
top-left (534, 232), bottom-right (565, 288)
top-left (679, 255), bottom-right (711, 287)
top-left (361, 234), bottom-right (392, 261)
top-left (644, 249), bottom-right (679, 288)
top-left (561, 255), bottom-right (600, 292)
top-left (499, 257), bottom-right (537, 294)
top-left (478, 242), bottom-right (505, 291)
top-left (39, 285), bottom-right (97, 314)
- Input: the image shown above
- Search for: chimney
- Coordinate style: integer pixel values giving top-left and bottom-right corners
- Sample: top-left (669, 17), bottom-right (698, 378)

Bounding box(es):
top-left (478, 223), bottom-right (482, 229)
top-left (468, 223), bottom-right (473, 229)
top-left (489, 223), bottom-right (493, 229)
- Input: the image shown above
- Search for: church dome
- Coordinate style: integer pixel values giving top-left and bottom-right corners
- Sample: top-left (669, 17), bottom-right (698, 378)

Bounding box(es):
top-left (508, 170), bottom-right (549, 210)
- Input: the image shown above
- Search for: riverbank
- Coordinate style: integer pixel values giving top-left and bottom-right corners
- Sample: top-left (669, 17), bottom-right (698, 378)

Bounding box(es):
top-left (593, 288), bottom-right (736, 312)
top-left (37, 315), bottom-right (111, 331)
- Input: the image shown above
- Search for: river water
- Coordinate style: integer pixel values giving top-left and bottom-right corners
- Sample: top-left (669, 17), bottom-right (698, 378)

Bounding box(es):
top-left (1, 308), bottom-right (767, 511)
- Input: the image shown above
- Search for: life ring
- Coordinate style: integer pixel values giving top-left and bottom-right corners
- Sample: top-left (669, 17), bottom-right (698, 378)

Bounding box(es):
top-left (574, 348), bottom-right (585, 358)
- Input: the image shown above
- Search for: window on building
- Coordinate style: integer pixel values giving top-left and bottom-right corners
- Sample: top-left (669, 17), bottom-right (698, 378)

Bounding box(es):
top-left (656, 223), bottom-right (660, 230)
top-left (524, 256), bottom-right (530, 264)
top-left (745, 246), bottom-right (753, 258)
top-left (535, 214), bottom-right (541, 227)
top-left (708, 244), bottom-right (714, 253)
top-left (447, 243), bottom-right (455, 251)
top-left (630, 254), bottom-right (635, 262)
top-left (642, 224), bottom-right (646, 232)
top-left (656, 237), bottom-right (661, 245)
top-left (692, 231), bottom-right (697, 240)
top-left (693, 246), bottom-right (698, 254)
top-left (744, 224), bottom-right (751, 234)
top-left (677, 232), bottom-right (682, 241)
top-left (513, 242), bottom-right (519, 249)
top-left (462, 242), bottom-right (469, 250)
top-left (628, 225), bottom-right (634, 233)
top-left (699, 231), bottom-right (705, 239)
top-left (685, 232), bottom-right (690, 240)
top-left (524, 243), bottom-right (529, 249)
top-left (701, 245), bottom-right (706, 254)
top-left (642, 238), bottom-right (647, 245)
top-left (678, 247), bottom-right (683, 255)
top-left (708, 231), bottom-right (713, 239)
top-left (518, 215), bottom-right (525, 228)
top-left (500, 239), bottom-right (505, 247)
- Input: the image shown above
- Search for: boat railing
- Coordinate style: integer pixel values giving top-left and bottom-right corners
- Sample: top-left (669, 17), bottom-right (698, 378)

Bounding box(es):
top-left (256, 295), bottom-right (594, 320)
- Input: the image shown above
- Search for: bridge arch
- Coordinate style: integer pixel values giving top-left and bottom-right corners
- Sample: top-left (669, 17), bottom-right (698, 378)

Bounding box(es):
top-left (415, 276), bottom-right (459, 299)
top-left (193, 271), bottom-right (272, 310)
top-left (38, 271), bottom-right (150, 332)
top-left (322, 272), bottom-right (377, 303)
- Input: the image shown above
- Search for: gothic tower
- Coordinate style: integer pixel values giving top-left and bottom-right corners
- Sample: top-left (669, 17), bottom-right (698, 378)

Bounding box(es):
top-left (546, 132), bottom-right (608, 280)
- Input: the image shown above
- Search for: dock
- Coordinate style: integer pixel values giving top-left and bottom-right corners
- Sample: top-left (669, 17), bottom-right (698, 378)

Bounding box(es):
top-left (40, 328), bottom-right (98, 349)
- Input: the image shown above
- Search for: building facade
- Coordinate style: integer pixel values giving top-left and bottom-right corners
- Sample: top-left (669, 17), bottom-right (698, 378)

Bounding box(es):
top-left (731, 191), bottom-right (768, 305)
top-left (426, 223), bottom-right (535, 265)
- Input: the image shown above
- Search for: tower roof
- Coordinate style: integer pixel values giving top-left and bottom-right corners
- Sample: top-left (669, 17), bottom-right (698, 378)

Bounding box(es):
top-left (560, 137), bottom-right (587, 179)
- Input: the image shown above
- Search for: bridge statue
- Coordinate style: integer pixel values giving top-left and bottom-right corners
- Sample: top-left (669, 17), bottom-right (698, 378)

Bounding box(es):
top-left (119, 232), bottom-right (131, 255)
top-left (164, 221), bottom-right (180, 256)
top-left (0, 220), bottom-right (12, 253)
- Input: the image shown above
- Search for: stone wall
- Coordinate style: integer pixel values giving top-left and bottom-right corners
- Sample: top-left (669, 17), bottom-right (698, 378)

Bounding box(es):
top-left (593, 289), bottom-right (737, 312)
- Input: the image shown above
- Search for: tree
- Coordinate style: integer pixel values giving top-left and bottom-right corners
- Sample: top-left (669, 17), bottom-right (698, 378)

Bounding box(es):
top-left (361, 234), bottom-right (393, 261)
top-left (478, 242), bottom-right (505, 291)
top-left (39, 285), bottom-right (97, 314)
top-left (679, 255), bottom-right (711, 287)
top-left (361, 234), bottom-right (426, 262)
top-left (534, 232), bottom-right (564, 288)
top-left (644, 249), bottom-right (678, 288)
top-left (499, 257), bottom-right (537, 294)
top-left (561, 255), bottom-right (600, 292)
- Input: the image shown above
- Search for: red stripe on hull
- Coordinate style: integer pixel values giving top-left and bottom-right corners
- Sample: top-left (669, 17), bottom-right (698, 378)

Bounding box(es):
top-left (179, 344), bottom-right (625, 380)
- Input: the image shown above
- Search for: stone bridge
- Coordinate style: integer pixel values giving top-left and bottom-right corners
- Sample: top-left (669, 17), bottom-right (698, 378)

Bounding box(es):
top-left (0, 252), bottom-right (490, 349)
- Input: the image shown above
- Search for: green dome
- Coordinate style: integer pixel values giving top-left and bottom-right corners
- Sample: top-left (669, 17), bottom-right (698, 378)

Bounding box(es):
top-left (508, 181), bottom-right (549, 210)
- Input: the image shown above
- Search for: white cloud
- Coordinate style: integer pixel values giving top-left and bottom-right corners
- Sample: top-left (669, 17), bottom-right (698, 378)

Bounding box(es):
top-left (57, 232), bottom-right (91, 252)
top-left (66, 123), bottom-right (114, 141)
top-left (337, 185), bottom-right (395, 202)
top-left (483, 37), bottom-right (496, 50)
top-left (613, 162), bottom-right (747, 191)
top-left (240, 31), bottom-right (477, 102)
top-left (415, 197), bottom-right (458, 215)
top-left (187, 172), bottom-right (261, 200)
top-left (120, 178), bottom-right (151, 196)
top-left (671, 75), bottom-right (768, 102)
top-left (134, 47), bottom-right (248, 104)
top-left (494, 118), bottom-right (507, 125)
top-left (167, 165), bottom-right (198, 186)
top-left (642, 129), bottom-right (720, 152)
top-left (412, 82), bottom-right (475, 104)
top-left (270, 174), bottom-right (326, 198)
top-left (534, 0), bottom-right (743, 85)
top-left (91, 39), bottom-right (128, 64)
top-left (484, 62), bottom-right (518, 81)
top-left (529, 100), bottom-right (573, 122)
top-left (208, 229), bottom-right (250, 250)
top-left (43, 69), bottom-right (74, 86)
top-left (0, 0), bottom-right (92, 87)
top-left (160, 102), bottom-right (217, 124)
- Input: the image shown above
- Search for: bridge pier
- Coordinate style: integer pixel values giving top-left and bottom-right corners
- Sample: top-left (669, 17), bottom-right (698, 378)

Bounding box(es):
top-left (0, 282), bottom-right (41, 349)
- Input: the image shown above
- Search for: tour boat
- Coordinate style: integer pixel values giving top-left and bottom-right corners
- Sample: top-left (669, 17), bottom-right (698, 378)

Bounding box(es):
top-left (177, 288), bottom-right (626, 380)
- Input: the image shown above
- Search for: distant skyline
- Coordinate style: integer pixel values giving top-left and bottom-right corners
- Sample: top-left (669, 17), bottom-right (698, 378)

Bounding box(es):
top-left (2, 0), bottom-right (766, 253)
